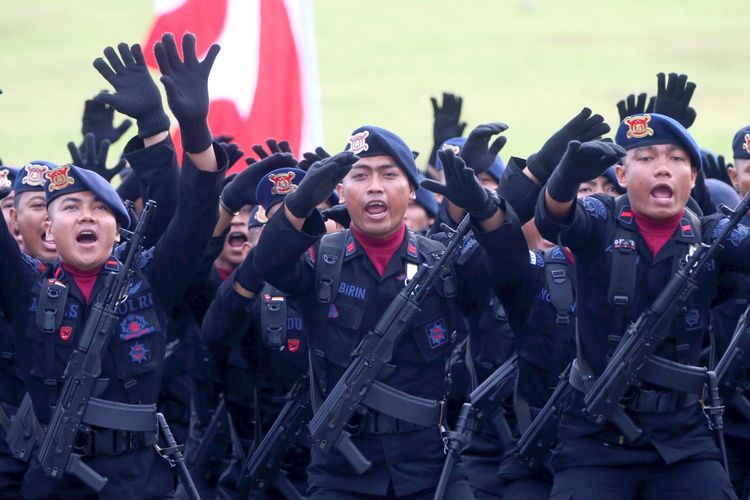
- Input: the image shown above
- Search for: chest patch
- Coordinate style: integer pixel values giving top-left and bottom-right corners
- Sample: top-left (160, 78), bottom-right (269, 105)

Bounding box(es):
top-left (129, 343), bottom-right (150, 364)
top-left (287, 338), bottom-right (300, 353)
top-left (425, 319), bottom-right (448, 349)
top-left (120, 314), bottom-right (155, 341)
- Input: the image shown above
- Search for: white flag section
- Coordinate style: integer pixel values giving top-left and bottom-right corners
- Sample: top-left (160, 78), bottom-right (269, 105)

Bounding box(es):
top-left (143, 0), bottom-right (323, 174)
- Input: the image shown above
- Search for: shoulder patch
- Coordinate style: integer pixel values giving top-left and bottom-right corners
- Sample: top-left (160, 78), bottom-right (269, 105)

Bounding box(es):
top-left (529, 250), bottom-right (544, 268)
top-left (712, 218), bottom-right (750, 247)
top-left (582, 196), bottom-right (606, 220)
top-left (137, 247), bottom-right (155, 268)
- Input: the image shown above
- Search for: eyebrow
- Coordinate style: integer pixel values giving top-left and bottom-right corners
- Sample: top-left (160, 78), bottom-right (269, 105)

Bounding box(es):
top-left (351, 163), bottom-right (399, 171)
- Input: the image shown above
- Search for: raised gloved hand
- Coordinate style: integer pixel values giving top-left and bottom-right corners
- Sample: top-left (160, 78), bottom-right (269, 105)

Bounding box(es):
top-left (429, 92), bottom-right (467, 166)
top-left (702, 152), bottom-right (733, 187)
top-left (527, 108), bottom-right (610, 184)
top-left (67, 133), bottom-right (127, 182)
top-left (459, 122), bottom-right (508, 174)
top-left (297, 147), bottom-right (331, 171)
top-left (218, 141), bottom-right (245, 170)
top-left (154, 33), bottom-right (220, 153)
top-left (80, 94), bottom-right (133, 147)
top-left (221, 153), bottom-right (297, 213)
top-left (285, 152), bottom-right (358, 218)
top-left (321, 204), bottom-right (351, 228)
top-left (93, 43), bottom-right (170, 138)
top-left (546, 140), bottom-right (626, 202)
top-left (421, 149), bottom-right (497, 221)
top-left (616, 93), bottom-right (655, 121)
top-left (652, 72), bottom-right (697, 129)
top-left (251, 138), bottom-right (293, 159)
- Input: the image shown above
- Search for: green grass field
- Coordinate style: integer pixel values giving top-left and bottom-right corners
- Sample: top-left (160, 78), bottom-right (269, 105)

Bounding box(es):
top-left (1, 0), bottom-right (748, 167)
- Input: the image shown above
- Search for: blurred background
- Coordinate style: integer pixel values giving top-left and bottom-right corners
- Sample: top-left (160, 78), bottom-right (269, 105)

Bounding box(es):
top-left (0, 0), bottom-right (746, 167)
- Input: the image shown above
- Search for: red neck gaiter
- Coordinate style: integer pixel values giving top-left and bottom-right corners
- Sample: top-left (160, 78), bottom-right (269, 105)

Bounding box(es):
top-left (350, 223), bottom-right (406, 276)
top-left (61, 262), bottom-right (103, 304)
top-left (215, 264), bottom-right (232, 282)
top-left (633, 209), bottom-right (685, 258)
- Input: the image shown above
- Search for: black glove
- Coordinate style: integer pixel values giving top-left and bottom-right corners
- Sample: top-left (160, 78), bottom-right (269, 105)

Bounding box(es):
top-left (652, 72), bottom-right (697, 129)
top-left (421, 149), bottom-right (497, 222)
top-left (67, 133), bottom-right (127, 182)
top-left (297, 147), bottom-right (331, 171)
top-left (546, 140), bottom-right (626, 203)
top-left (154, 33), bottom-right (220, 153)
top-left (81, 94), bottom-right (133, 146)
top-left (616, 93), bottom-right (655, 121)
top-left (218, 142), bottom-right (245, 170)
top-left (93, 43), bottom-right (170, 138)
top-left (252, 138), bottom-right (293, 159)
top-left (702, 151), bottom-right (733, 187)
top-left (221, 153), bottom-right (297, 212)
top-left (459, 122), bottom-right (508, 174)
top-left (527, 108), bottom-right (610, 184)
top-left (321, 204), bottom-right (351, 228)
top-left (285, 152), bottom-right (358, 218)
top-left (429, 92), bottom-right (467, 166)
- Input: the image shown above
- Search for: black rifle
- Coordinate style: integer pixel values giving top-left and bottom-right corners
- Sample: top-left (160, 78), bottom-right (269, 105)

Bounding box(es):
top-left (584, 191), bottom-right (750, 437)
top-left (433, 403), bottom-right (472, 500)
top-left (468, 353), bottom-right (518, 446)
top-left (715, 303), bottom-right (750, 421)
top-left (433, 355), bottom-right (518, 500)
top-left (308, 215), bottom-right (473, 473)
top-left (36, 201), bottom-right (156, 492)
top-left (155, 412), bottom-right (201, 500)
top-left (517, 363), bottom-right (573, 469)
top-left (184, 396), bottom-right (229, 474)
top-left (237, 376), bottom-right (310, 499)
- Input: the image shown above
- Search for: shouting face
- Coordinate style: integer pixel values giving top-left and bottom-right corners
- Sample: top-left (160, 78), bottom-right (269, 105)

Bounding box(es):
top-left (11, 191), bottom-right (57, 261)
top-left (337, 155), bottom-right (414, 239)
top-left (46, 191), bottom-right (119, 270)
top-left (616, 144), bottom-right (696, 220)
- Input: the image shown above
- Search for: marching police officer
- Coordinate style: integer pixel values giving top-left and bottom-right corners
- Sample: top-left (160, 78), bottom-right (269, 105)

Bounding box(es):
top-left (536, 113), bottom-right (749, 499)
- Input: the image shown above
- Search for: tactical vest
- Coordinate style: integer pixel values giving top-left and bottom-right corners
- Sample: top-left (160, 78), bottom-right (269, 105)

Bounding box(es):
top-left (309, 228), bottom-right (460, 433)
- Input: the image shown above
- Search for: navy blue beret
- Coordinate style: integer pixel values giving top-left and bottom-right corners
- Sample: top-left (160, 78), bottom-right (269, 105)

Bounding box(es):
top-left (0, 166), bottom-right (19, 197)
top-left (14, 161), bottom-right (59, 197)
top-left (705, 178), bottom-right (740, 211)
top-left (732, 125), bottom-right (750, 160)
top-left (344, 125), bottom-right (420, 187)
top-left (255, 167), bottom-right (307, 211)
top-left (615, 113), bottom-right (702, 170)
top-left (44, 163), bottom-right (130, 227)
top-left (601, 166), bottom-right (626, 194)
top-left (247, 205), bottom-right (267, 229)
top-left (435, 137), bottom-right (505, 182)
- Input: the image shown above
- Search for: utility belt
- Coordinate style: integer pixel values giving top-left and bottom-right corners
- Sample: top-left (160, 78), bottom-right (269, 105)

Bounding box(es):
top-left (569, 357), bottom-right (705, 415)
top-left (350, 381), bottom-right (445, 435)
top-left (74, 428), bottom-right (157, 456)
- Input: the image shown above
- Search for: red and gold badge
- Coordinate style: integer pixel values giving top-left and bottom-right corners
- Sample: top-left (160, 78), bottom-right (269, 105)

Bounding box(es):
top-left (45, 164), bottom-right (75, 193)
top-left (624, 115), bottom-right (654, 139)
top-left (268, 171), bottom-right (298, 195)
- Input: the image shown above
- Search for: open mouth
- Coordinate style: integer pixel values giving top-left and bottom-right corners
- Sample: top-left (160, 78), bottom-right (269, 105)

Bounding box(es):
top-left (76, 230), bottom-right (98, 244)
top-left (227, 231), bottom-right (247, 248)
top-left (650, 184), bottom-right (674, 200)
top-left (364, 200), bottom-right (388, 219)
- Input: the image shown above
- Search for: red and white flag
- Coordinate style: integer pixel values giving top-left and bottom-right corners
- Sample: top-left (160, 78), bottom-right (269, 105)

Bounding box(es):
top-left (143, 0), bottom-right (323, 174)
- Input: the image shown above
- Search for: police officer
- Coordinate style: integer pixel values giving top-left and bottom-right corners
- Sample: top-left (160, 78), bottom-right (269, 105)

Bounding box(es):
top-left (248, 124), bottom-right (527, 499)
top-left (536, 113), bottom-right (748, 499)
top-left (0, 33), bottom-right (227, 499)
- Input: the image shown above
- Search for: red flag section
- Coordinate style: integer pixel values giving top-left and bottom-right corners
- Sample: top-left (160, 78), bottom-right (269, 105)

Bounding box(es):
top-left (143, 0), bottom-right (321, 174)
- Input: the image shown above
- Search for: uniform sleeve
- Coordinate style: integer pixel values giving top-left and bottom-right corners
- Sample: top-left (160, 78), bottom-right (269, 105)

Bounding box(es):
top-left (497, 156), bottom-right (540, 225)
top-left (146, 142), bottom-right (228, 312)
top-left (200, 268), bottom-right (255, 347)
top-left (707, 216), bottom-right (750, 274)
top-left (182, 232), bottom-right (228, 325)
top-left (122, 135), bottom-right (179, 249)
top-left (447, 199), bottom-right (530, 306)
top-left (0, 210), bottom-right (37, 320)
top-left (253, 205), bottom-right (326, 297)
top-left (534, 190), bottom-right (611, 253)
